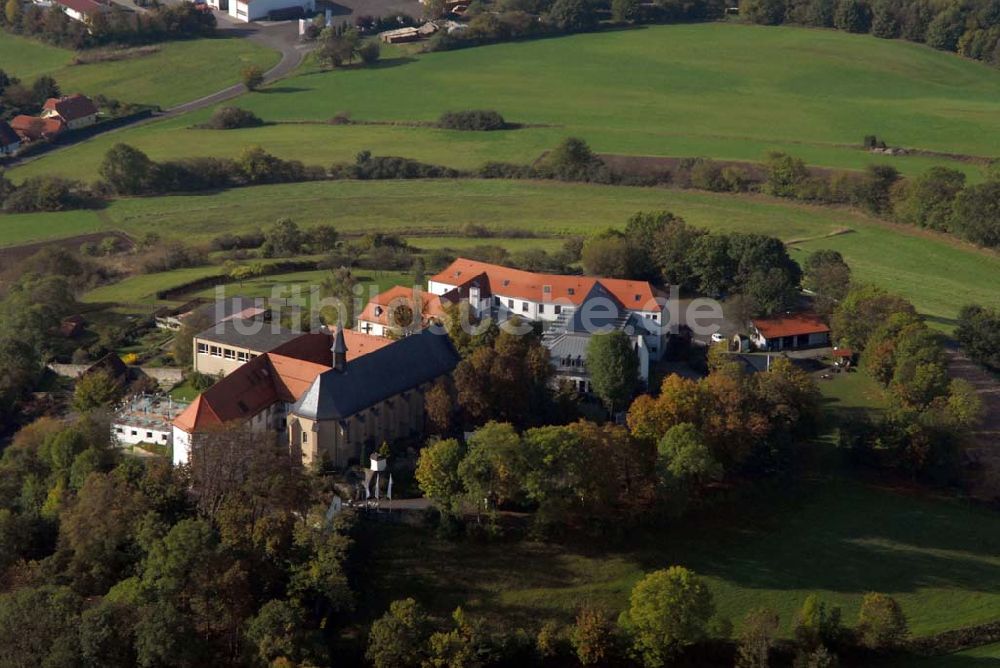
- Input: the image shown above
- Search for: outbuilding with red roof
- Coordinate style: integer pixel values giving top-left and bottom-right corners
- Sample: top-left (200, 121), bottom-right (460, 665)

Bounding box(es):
top-left (42, 94), bottom-right (99, 129)
top-left (749, 312), bottom-right (831, 351)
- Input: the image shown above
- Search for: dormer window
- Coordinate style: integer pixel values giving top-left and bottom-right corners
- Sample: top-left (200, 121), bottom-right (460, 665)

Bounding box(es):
top-left (503, 279), bottom-right (510, 287)
top-left (374, 306), bottom-right (383, 316)
top-left (568, 288), bottom-right (575, 296)
top-left (635, 294), bottom-right (641, 301)
top-left (543, 285), bottom-right (551, 294)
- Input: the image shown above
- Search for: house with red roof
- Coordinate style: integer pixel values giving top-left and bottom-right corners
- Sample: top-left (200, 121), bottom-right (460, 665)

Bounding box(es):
top-left (10, 115), bottom-right (65, 143)
top-left (42, 94), bottom-right (99, 130)
top-left (357, 285), bottom-right (455, 337)
top-left (423, 257), bottom-right (670, 367)
top-left (172, 327), bottom-right (460, 468)
top-left (749, 312), bottom-right (831, 351)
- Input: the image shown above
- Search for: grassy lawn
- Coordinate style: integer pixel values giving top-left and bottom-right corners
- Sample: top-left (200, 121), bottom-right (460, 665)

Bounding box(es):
top-left (20, 179), bottom-right (995, 328)
top-left (901, 642), bottom-right (1000, 666)
top-left (0, 33), bottom-right (279, 108)
top-left (361, 479), bottom-right (1000, 638)
top-left (10, 23), bottom-right (1000, 181)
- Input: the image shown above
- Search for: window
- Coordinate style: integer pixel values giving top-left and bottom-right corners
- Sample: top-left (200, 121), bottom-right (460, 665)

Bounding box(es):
top-left (554, 305), bottom-right (562, 315)
top-left (651, 314), bottom-right (658, 321)
top-left (210, 346), bottom-right (221, 357)
top-left (131, 430), bottom-right (137, 436)
top-left (161, 434), bottom-right (168, 441)
top-left (521, 302), bottom-right (528, 312)
top-left (539, 304), bottom-right (545, 314)
top-left (224, 348), bottom-right (236, 360)
top-left (237, 351), bottom-right (249, 362)
top-left (302, 432), bottom-right (308, 444)
top-left (567, 288), bottom-right (575, 296)
top-left (197, 343), bottom-right (208, 354)
top-left (543, 285), bottom-right (551, 294)
top-left (146, 431), bottom-right (153, 439)
top-left (507, 299), bottom-right (513, 308)
top-left (494, 296), bottom-right (500, 306)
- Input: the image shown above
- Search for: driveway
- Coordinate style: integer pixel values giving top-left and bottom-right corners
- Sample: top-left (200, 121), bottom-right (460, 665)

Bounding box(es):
top-left (3, 13), bottom-right (310, 169)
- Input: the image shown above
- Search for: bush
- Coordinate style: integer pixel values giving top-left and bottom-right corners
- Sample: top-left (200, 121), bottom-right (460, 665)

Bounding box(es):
top-left (437, 109), bottom-right (507, 131)
top-left (2, 176), bottom-right (92, 213)
top-left (333, 152), bottom-right (461, 179)
top-left (857, 593), bottom-right (908, 650)
top-left (357, 40), bottom-right (381, 64)
top-left (202, 106), bottom-right (264, 130)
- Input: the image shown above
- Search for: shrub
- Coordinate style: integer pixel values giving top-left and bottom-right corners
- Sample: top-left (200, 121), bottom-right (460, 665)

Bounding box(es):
top-left (857, 592), bottom-right (908, 650)
top-left (2, 176), bottom-right (91, 213)
top-left (437, 109), bottom-right (507, 131)
top-left (334, 152), bottom-right (460, 179)
top-left (202, 106), bottom-right (264, 130)
top-left (357, 40), bottom-right (381, 64)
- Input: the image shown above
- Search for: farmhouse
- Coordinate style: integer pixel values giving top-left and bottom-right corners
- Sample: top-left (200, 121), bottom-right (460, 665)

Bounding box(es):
top-left (0, 121), bottom-right (20, 156)
top-left (10, 115), bottom-right (65, 142)
top-left (541, 281), bottom-right (658, 392)
top-left (357, 285), bottom-right (455, 337)
top-left (427, 257), bottom-right (668, 357)
top-left (749, 312), bottom-right (831, 351)
top-left (227, 0), bottom-right (315, 22)
top-left (172, 328), bottom-right (458, 468)
top-left (42, 94), bottom-right (99, 130)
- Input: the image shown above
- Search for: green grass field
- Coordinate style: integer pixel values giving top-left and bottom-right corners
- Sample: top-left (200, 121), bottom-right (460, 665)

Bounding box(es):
top-left (902, 642), bottom-right (1000, 666)
top-left (29, 179), bottom-right (995, 327)
top-left (10, 23), bottom-right (1000, 183)
top-left (361, 479), bottom-right (1000, 638)
top-left (0, 33), bottom-right (278, 108)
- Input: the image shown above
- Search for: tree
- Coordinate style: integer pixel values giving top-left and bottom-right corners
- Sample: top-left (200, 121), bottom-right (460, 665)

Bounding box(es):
top-left (793, 594), bottom-right (843, 653)
top-left (587, 330), bottom-right (640, 413)
top-left (802, 249), bottom-right (851, 314)
top-left (611, 0), bottom-right (641, 21)
top-left (743, 0), bottom-right (787, 24)
top-left (572, 606), bottom-right (617, 666)
top-left (764, 152), bottom-right (809, 197)
top-left (0, 586), bottom-right (83, 667)
top-left (833, 0), bottom-right (870, 32)
top-left (0, 336), bottom-right (41, 420)
top-left (857, 592), bottom-right (908, 650)
top-left (424, 378), bottom-right (454, 435)
top-left (72, 369), bottom-right (125, 413)
top-left (366, 598), bottom-right (430, 668)
top-left (358, 40), bottom-right (381, 65)
top-left (619, 566), bottom-right (715, 667)
top-left (31, 75), bottom-right (60, 103)
top-left (320, 266), bottom-right (358, 327)
top-left (246, 599), bottom-right (318, 666)
top-left (952, 181), bottom-right (1000, 248)
top-left (925, 6), bottom-right (965, 51)
top-left (657, 423), bottom-right (721, 488)
top-left (415, 438), bottom-right (466, 513)
top-left (831, 285), bottom-right (916, 349)
top-left (5, 0), bottom-right (23, 27)
top-left (736, 608), bottom-right (780, 668)
top-left (99, 143), bottom-right (156, 195)
top-left (261, 217), bottom-right (304, 257)
top-left (457, 422), bottom-right (526, 512)
top-left (581, 232), bottom-right (630, 278)
top-left (317, 28), bottom-right (360, 68)
top-left (955, 304), bottom-right (1000, 371)
top-left (241, 64), bottom-right (264, 91)
top-left (892, 166), bottom-right (965, 231)
top-left (309, 224), bottom-right (339, 252)
top-left (547, 0), bottom-right (598, 31)
top-left (172, 308), bottom-right (214, 368)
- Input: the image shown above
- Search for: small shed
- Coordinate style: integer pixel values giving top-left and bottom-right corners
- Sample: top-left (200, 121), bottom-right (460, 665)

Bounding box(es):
top-left (749, 312), bottom-right (831, 352)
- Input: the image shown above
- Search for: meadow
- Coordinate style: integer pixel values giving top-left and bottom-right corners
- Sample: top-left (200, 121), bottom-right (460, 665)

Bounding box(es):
top-left (0, 32), bottom-right (278, 108)
top-left (17, 179), bottom-right (991, 327)
top-left (359, 478), bottom-right (1000, 638)
top-left (10, 23), bottom-right (1000, 182)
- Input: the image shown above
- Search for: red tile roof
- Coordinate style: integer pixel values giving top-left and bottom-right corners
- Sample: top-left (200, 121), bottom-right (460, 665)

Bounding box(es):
top-left (174, 329), bottom-right (393, 433)
top-left (9, 115), bottom-right (64, 142)
top-left (42, 94), bottom-right (99, 121)
top-left (429, 258), bottom-right (664, 311)
top-left (358, 285), bottom-right (454, 328)
top-left (751, 313), bottom-right (830, 339)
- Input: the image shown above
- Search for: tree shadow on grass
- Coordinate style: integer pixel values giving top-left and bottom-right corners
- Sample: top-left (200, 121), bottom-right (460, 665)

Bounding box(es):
top-left (629, 481), bottom-right (1000, 598)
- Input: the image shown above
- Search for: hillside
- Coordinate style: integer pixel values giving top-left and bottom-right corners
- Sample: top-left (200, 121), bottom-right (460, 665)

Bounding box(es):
top-left (9, 23), bottom-right (1000, 182)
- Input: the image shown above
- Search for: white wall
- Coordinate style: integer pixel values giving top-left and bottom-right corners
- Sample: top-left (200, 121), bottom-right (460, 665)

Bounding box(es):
top-left (114, 424), bottom-right (172, 447)
top-left (172, 428), bottom-right (191, 465)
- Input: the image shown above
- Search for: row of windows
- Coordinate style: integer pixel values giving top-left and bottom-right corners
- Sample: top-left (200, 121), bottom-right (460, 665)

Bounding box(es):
top-left (114, 427), bottom-right (169, 441)
top-left (495, 296), bottom-right (563, 315)
top-left (196, 342), bottom-right (255, 362)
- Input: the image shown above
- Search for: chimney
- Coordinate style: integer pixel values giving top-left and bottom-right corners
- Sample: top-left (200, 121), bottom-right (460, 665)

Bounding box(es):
top-left (331, 326), bottom-right (348, 372)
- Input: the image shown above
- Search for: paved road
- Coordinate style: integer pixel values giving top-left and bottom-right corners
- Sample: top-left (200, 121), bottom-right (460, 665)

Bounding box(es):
top-left (3, 13), bottom-right (308, 169)
top-left (167, 12), bottom-right (309, 115)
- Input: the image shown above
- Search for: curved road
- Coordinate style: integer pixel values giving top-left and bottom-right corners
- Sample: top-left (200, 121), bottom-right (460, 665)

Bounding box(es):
top-left (4, 14), bottom-right (309, 168)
